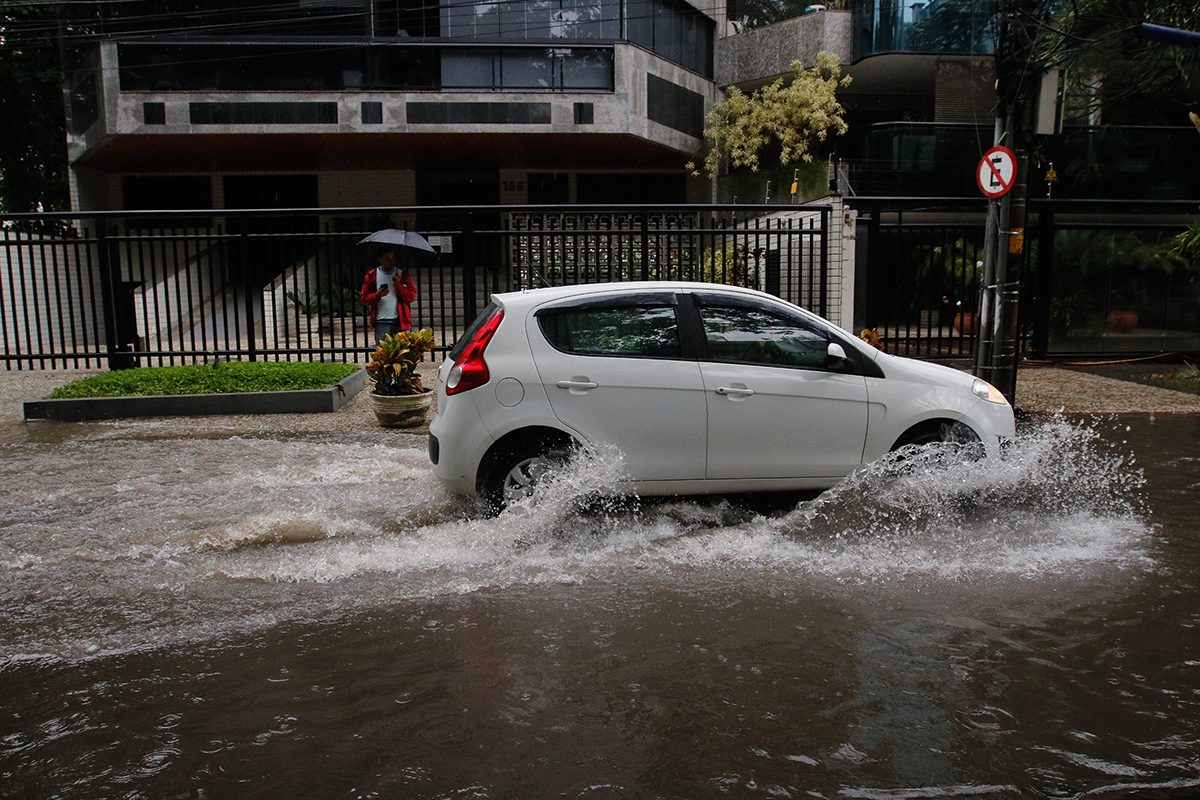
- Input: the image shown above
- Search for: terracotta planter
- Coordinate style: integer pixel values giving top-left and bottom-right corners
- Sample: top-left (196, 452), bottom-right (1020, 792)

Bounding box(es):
top-left (369, 390), bottom-right (432, 428)
top-left (953, 311), bottom-right (976, 335)
top-left (1107, 310), bottom-right (1138, 333)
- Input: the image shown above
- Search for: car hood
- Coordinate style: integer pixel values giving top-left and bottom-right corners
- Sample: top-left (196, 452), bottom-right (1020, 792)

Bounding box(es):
top-left (874, 351), bottom-right (979, 390)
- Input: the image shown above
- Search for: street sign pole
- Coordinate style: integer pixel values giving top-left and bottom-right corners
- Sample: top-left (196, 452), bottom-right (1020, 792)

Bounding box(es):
top-left (973, 139), bottom-right (1018, 398)
top-left (975, 126), bottom-right (1002, 381)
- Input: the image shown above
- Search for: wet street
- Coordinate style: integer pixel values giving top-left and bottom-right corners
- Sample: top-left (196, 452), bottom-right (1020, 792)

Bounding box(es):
top-left (1, 414), bottom-right (1198, 798)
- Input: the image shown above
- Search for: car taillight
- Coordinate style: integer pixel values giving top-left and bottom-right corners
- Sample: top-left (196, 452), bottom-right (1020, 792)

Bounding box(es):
top-left (445, 308), bottom-right (504, 396)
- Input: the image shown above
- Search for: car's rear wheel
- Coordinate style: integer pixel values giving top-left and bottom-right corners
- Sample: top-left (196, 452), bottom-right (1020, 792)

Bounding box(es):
top-left (480, 438), bottom-right (573, 513)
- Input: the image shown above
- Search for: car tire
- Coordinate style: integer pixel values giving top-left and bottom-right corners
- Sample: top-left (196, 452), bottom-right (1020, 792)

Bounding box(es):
top-left (480, 439), bottom-right (573, 513)
top-left (893, 420), bottom-right (983, 459)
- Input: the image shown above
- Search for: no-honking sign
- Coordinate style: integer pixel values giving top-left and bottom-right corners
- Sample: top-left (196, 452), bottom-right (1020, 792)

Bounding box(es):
top-left (976, 146), bottom-right (1017, 199)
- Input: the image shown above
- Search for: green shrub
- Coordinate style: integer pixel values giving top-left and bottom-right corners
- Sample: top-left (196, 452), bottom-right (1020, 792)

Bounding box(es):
top-left (1172, 362), bottom-right (1200, 386)
top-left (49, 361), bottom-right (360, 399)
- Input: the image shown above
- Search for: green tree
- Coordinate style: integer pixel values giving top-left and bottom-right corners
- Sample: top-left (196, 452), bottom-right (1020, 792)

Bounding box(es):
top-left (692, 51), bottom-right (851, 178)
top-left (0, 0), bottom-right (70, 214)
top-left (1040, 0), bottom-right (1200, 124)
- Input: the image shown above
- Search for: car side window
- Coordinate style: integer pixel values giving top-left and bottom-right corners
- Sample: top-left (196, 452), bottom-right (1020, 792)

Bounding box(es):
top-left (699, 304), bottom-right (830, 369)
top-left (538, 304), bottom-right (682, 358)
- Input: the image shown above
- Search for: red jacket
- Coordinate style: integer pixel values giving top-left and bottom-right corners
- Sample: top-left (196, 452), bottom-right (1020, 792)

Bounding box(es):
top-left (360, 268), bottom-right (418, 329)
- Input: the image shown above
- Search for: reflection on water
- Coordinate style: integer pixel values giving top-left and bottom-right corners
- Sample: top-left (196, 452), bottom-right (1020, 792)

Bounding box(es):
top-left (2, 415), bottom-right (1198, 798)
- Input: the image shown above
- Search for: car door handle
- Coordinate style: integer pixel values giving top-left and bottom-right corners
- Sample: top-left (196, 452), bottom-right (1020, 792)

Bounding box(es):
top-left (556, 379), bottom-right (599, 390)
top-left (714, 386), bottom-right (755, 397)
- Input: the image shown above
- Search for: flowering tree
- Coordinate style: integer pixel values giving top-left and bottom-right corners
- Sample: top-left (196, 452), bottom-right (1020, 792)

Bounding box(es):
top-left (691, 51), bottom-right (851, 179)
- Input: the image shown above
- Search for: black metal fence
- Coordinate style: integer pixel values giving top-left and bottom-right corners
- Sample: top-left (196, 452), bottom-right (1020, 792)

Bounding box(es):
top-left (0, 204), bottom-right (832, 370)
top-left (854, 199), bottom-right (988, 358)
top-left (850, 197), bottom-right (1200, 359)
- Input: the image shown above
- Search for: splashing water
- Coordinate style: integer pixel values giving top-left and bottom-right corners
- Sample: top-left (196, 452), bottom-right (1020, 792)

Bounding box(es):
top-left (743, 414), bottom-right (1152, 581)
top-left (0, 417), bottom-right (1151, 660)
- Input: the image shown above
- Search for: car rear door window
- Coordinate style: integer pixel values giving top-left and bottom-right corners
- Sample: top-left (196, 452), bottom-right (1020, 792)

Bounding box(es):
top-left (699, 304), bottom-right (829, 369)
top-left (538, 304), bottom-right (681, 358)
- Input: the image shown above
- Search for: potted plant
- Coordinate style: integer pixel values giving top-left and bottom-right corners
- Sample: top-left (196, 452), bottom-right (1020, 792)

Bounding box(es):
top-left (366, 328), bottom-right (436, 428)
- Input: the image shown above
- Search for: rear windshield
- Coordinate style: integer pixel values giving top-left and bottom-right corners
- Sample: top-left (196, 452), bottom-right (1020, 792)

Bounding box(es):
top-left (449, 302), bottom-right (500, 361)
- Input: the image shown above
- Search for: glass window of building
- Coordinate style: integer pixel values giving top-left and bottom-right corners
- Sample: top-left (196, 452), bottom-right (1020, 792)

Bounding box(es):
top-left (442, 52), bottom-right (495, 88)
top-left (561, 49), bottom-right (614, 89)
top-left (501, 50), bottom-right (556, 88)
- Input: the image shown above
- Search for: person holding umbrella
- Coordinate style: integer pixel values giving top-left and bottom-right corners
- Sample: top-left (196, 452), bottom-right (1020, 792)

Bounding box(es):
top-left (360, 246), bottom-right (418, 343)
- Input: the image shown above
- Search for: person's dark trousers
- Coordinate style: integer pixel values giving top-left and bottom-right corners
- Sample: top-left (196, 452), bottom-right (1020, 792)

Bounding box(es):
top-left (374, 319), bottom-right (403, 344)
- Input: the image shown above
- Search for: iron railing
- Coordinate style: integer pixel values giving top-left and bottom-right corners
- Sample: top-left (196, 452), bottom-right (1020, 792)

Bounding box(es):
top-left (849, 197), bottom-right (1200, 359)
top-left (0, 204), bottom-right (832, 370)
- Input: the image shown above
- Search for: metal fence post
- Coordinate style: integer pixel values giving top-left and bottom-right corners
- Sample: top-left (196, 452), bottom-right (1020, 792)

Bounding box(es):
top-left (462, 216), bottom-right (478, 323)
top-left (1032, 203), bottom-right (1055, 358)
top-left (819, 207), bottom-right (830, 318)
top-left (96, 223), bottom-right (136, 370)
top-left (639, 211), bottom-right (650, 281)
top-left (240, 228), bottom-right (258, 362)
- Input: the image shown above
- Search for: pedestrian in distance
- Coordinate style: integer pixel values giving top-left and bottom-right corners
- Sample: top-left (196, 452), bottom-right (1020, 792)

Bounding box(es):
top-left (361, 247), bottom-right (418, 344)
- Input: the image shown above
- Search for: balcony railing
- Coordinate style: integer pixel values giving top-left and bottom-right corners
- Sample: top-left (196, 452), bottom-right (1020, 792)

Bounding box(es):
top-left (117, 41), bottom-right (616, 93)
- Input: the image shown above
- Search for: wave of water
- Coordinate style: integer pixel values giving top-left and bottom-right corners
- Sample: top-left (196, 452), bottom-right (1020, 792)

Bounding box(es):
top-left (0, 417), bottom-right (1152, 661)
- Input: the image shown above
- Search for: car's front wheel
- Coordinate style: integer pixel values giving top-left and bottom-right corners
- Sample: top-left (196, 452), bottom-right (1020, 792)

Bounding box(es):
top-left (891, 420), bottom-right (985, 462)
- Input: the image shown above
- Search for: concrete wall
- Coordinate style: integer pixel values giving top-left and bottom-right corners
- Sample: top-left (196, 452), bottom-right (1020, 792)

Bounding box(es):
top-left (717, 11), bottom-right (853, 88)
top-left (744, 197), bottom-right (855, 331)
top-left (77, 44), bottom-right (712, 159)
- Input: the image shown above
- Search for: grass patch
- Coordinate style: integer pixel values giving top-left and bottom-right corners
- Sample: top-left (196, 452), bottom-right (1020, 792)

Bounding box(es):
top-left (49, 361), bottom-right (361, 399)
top-left (1170, 362), bottom-right (1200, 387)
top-left (1150, 361), bottom-right (1200, 393)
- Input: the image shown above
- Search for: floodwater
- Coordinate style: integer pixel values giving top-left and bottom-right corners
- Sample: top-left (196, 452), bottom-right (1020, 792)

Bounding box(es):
top-left (1, 414), bottom-right (1198, 798)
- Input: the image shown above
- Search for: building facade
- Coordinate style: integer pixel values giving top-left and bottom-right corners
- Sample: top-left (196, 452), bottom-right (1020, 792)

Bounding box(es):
top-left (56, 0), bottom-right (1200, 358)
top-left (65, 0), bottom-right (726, 212)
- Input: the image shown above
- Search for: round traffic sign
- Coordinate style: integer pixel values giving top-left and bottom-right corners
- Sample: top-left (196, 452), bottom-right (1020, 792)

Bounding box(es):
top-left (976, 146), bottom-right (1017, 199)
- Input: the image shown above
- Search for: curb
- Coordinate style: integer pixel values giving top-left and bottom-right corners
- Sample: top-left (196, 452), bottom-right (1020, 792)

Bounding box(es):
top-left (22, 369), bottom-right (369, 422)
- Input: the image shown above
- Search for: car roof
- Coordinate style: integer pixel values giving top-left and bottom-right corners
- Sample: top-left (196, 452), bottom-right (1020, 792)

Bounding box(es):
top-left (491, 281), bottom-right (777, 311)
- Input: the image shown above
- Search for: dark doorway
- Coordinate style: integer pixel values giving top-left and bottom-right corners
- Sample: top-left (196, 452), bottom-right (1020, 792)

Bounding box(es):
top-left (577, 173), bottom-right (685, 204)
top-left (222, 176), bottom-right (321, 323)
top-left (222, 174), bottom-right (319, 240)
top-left (224, 175), bottom-right (318, 217)
top-left (529, 172), bottom-right (570, 205)
top-left (417, 171), bottom-right (500, 207)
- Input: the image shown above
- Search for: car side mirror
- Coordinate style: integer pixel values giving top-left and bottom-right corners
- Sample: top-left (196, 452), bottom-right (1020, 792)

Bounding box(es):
top-left (826, 341), bottom-right (851, 370)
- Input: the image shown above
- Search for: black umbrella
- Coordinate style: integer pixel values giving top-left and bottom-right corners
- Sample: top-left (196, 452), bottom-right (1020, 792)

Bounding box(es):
top-left (357, 228), bottom-right (436, 254)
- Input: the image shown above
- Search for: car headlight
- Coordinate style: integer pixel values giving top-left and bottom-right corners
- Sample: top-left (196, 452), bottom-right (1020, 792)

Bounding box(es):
top-left (972, 378), bottom-right (1009, 405)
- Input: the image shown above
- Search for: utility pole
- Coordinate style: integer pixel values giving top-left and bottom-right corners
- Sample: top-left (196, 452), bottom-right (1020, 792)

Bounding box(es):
top-left (975, 0), bottom-right (1040, 404)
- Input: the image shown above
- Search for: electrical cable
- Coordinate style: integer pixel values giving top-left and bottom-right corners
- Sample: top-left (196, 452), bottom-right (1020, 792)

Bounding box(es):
top-left (1022, 353), bottom-right (1186, 367)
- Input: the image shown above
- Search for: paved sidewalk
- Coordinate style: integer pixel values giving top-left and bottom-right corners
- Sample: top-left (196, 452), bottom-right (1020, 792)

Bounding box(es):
top-left (1015, 365), bottom-right (1200, 415)
top-left (3, 363), bottom-right (1199, 441)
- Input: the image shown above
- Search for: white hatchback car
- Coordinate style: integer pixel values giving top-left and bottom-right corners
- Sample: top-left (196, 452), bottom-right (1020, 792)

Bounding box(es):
top-left (429, 282), bottom-right (1014, 509)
